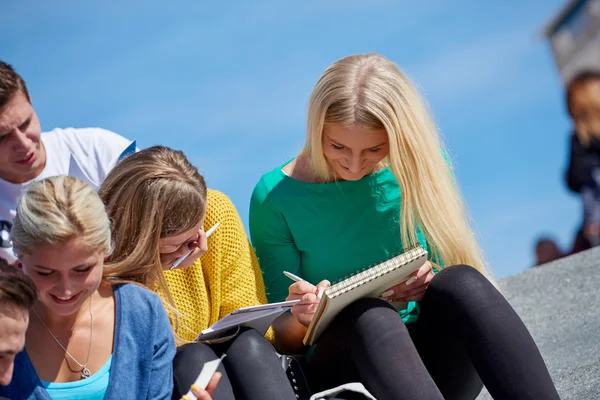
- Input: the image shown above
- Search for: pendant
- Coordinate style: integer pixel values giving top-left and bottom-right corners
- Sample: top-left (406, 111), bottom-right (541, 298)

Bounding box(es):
top-left (81, 367), bottom-right (91, 379)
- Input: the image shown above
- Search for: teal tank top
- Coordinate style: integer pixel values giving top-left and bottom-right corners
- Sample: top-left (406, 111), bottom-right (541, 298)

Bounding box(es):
top-left (41, 355), bottom-right (112, 400)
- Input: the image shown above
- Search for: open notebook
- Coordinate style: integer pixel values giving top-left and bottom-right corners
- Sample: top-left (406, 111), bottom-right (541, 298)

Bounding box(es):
top-left (195, 300), bottom-right (299, 342)
top-left (303, 246), bottom-right (428, 346)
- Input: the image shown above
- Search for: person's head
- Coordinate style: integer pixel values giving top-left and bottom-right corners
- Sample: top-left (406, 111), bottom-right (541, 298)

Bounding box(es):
top-left (304, 54), bottom-right (396, 181)
top-left (534, 238), bottom-right (562, 266)
top-left (566, 70), bottom-right (600, 146)
top-left (0, 258), bottom-right (37, 386)
top-left (0, 61), bottom-right (44, 184)
top-left (11, 176), bottom-right (112, 318)
top-left (303, 53), bottom-right (489, 278)
top-left (99, 146), bottom-right (207, 335)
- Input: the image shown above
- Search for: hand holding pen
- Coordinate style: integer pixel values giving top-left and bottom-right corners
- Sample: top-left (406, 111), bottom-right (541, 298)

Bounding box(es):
top-left (283, 271), bottom-right (330, 327)
top-left (169, 222), bottom-right (221, 270)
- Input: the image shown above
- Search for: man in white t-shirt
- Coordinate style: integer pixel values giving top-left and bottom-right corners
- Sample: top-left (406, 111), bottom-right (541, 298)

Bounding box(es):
top-left (0, 61), bottom-right (136, 263)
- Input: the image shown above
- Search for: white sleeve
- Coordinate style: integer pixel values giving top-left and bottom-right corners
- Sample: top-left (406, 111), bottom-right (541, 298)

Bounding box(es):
top-left (0, 247), bottom-right (16, 264)
top-left (56, 127), bottom-right (136, 188)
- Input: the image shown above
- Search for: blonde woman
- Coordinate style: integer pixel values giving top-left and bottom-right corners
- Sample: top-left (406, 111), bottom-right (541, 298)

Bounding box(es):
top-left (99, 146), bottom-right (297, 400)
top-left (249, 54), bottom-right (560, 400)
top-left (0, 176), bottom-right (177, 400)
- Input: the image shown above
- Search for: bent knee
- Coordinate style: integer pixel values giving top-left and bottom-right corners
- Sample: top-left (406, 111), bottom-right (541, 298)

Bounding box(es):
top-left (231, 328), bottom-right (275, 358)
top-left (174, 342), bottom-right (218, 369)
top-left (335, 297), bottom-right (405, 333)
top-left (434, 264), bottom-right (488, 286)
top-left (429, 264), bottom-right (495, 302)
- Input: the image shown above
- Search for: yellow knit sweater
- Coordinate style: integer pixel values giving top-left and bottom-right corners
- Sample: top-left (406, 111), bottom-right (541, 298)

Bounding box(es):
top-left (162, 189), bottom-right (273, 343)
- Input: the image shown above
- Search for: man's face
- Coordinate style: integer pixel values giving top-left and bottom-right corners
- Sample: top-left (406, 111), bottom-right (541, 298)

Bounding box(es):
top-left (0, 92), bottom-right (45, 183)
top-left (0, 304), bottom-right (28, 386)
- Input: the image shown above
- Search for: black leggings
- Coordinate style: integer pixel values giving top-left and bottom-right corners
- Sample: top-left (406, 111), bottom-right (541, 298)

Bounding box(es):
top-left (307, 265), bottom-right (560, 400)
top-left (172, 328), bottom-right (297, 400)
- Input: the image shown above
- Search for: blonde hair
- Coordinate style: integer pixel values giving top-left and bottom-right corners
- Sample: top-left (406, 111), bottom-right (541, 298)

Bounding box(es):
top-left (11, 175), bottom-right (112, 258)
top-left (303, 53), bottom-right (491, 278)
top-left (98, 146), bottom-right (207, 342)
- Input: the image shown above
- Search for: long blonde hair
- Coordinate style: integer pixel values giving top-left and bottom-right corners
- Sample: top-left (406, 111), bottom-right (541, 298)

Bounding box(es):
top-left (11, 176), bottom-right (112, 258)
top-left (304, 53), bottom-right (491, 278)
top-left (98, 146), bottom-right (207, 340)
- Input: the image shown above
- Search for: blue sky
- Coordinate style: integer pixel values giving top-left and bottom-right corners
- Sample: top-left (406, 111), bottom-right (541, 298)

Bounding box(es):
top-left (1, 0), bottom-right (578, 277)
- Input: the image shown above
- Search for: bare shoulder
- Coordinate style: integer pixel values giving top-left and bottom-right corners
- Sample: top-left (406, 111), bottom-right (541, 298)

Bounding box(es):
top-left (281, 158), bottom-right (297, 176)
top-left (282, 155), bottom-right (317, 182)
top-left (97, 284), bottom-right (116, 311)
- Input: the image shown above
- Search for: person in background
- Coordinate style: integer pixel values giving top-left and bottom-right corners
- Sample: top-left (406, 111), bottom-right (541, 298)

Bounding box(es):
top-left (533, 237), bottom-right (564, 266)
top-left (569, 227), bottom-right (592, 255)
top-left (250, 53), bottom-right (560, 400)
top-left (0, 176), bottom-right (176, 400)
top-left (0, 258), bottom-right (37, 386)
top-left (99, 146), bottom-right (298, 400)
top-left (0, 60), bottom-right (136, 264)
top-left (564, 70), bottom-right (600, 249)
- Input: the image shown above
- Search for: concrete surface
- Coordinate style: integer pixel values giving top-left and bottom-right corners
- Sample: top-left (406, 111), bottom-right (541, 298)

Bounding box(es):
top-left (476, 246), bottom-right (600, 399)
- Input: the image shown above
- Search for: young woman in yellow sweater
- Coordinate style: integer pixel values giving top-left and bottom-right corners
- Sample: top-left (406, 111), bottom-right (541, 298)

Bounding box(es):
top-left (98, 146), bottom-right (297, 400)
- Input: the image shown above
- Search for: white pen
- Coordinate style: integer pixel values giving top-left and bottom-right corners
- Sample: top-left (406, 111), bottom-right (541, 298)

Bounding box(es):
top-left (283, 271), bottom-right (316, 289)
top-left (170, 222), bottom-right (221, 270)
top-left (205, 222), bottom-right (221, 238)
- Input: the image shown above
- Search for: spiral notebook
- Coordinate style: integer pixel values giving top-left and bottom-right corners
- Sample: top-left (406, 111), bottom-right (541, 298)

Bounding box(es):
top-left (303, 246), bottom-right (428, 346)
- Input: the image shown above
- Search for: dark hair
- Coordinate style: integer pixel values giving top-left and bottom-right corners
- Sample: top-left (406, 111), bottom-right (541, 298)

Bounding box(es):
top-left (0, 259), bottom-right (37, 312)
top-left (0, 61), bottom-right (30, 109)
top-left (535, 237), bottom-right (558, 251)
top-left (566, 70), bottom-right (600, 117)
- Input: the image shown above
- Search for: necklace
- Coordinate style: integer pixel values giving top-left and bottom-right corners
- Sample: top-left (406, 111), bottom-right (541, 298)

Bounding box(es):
top-left (32, 296), bottom-right (94, 379)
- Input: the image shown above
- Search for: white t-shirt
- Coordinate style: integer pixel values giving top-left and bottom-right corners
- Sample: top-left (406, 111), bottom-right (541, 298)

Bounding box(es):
top-left (0, 127), bottom-right (136, 263)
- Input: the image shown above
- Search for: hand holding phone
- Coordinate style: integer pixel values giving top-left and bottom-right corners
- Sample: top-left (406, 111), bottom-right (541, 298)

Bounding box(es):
top-left (181, 354), bottom-right (226, 400)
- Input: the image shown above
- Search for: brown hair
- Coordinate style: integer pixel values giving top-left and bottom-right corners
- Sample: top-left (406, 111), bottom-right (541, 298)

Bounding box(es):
top-left (99, 146), bottom-right (207, 340)
top-left (0, 61), bottom-right (30, 109)
top-left (566, 70), bottom-right (600, 146)
top-left (567, 70), bottom-right (600, 115)
top-left (0, 260), bottom-right (37, 315)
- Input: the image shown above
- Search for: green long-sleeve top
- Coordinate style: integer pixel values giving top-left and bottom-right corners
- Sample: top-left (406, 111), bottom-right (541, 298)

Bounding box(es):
top-left (249, 161), bottom-right (440, 324)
